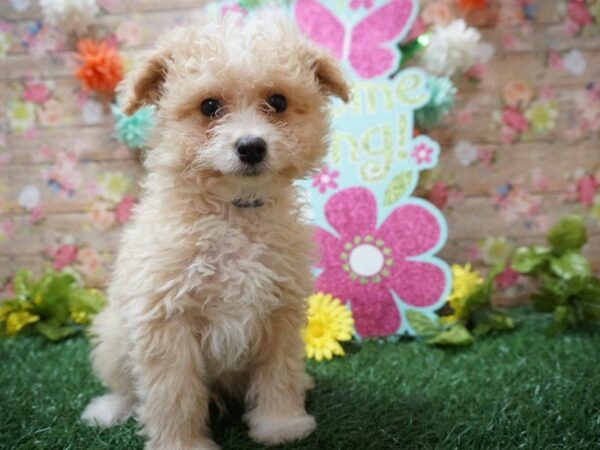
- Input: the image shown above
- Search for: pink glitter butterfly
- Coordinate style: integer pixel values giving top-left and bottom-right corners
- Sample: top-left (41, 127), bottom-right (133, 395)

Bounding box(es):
top-left (294, 0), bottom-right (416, 79)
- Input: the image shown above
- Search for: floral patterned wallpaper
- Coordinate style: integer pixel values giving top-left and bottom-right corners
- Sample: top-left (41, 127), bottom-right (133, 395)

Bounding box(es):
top-left (0, 0), bottom-right (599, 305)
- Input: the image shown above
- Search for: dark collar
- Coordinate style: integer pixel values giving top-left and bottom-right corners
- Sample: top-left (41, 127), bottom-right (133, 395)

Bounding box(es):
top-left (232, 198), bottom-right (264, 208)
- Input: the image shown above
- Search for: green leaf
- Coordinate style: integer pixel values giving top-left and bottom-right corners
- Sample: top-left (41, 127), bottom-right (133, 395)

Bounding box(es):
top-left (34, 319), bottom-right (76, 341)
top-left (472, 309), bottom-right (515, 336)
top-left (547, 215), bottom-right (588, 255)
top-left (427, 324), bottom-right (474, 346)
top-left (511, 246), bottom-right (550, 274)
top-left (68, 288), bottom-right (106, 316)
top-left (549, 252), bottom-right (591, 279)
top-left (12, 269), bottom-right (32, 301)
top-left (546, 305), bottom-right (570, 336)
top-left (35, 273), bottom-right (77, 323)
top-left (406, 310), bottom-right (441, 337)
top-left (384, 171), bottom-right (415, 206)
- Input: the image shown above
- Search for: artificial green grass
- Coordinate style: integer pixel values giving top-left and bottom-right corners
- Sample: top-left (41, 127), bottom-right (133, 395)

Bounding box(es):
top-left (1, 310), bottom-right (599, 450)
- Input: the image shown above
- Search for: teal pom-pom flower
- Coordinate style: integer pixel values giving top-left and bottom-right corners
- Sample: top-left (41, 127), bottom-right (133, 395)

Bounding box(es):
top-left (111, 103), bottom-right (155, 150)
top-left (415, 76), bottom-right (456, 131)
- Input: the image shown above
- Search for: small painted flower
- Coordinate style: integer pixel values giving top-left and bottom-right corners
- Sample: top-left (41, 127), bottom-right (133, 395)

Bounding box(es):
top-left (562, 49), bottom-right (587, 75)
top-left (8, 99), bottom-right (36, 133)
top-left (37, 98), bottom-right (63, 127)
top-left (29, 204), bottom-right (45, 225)
top-left (76, 246), bottom-right (102, 279)
top-left (302, 293), bottom-right (354, 361)
top-left (502, 106), bottom-right (529, 132)
top-left (22, 77), bottom-right (51, 104)
top-left (89, 201), bottom-right (116, 230)
top-left (426, 181), bottom-right (449, 210)
top-left (115, 20), bottom-right (142, 47)
top-left (0, 31), bottom-right (11, 58)
top-left (576, 174), bottom-right (597, 206)
top-left (479, 236), bottom-right (514, 265)
top-left (115, 195), bottom-right (135, 223)
top-left (53, 244), bottom-right (78, 270)
top-left (411, 142), bottom-right (434, 165)
top-left (97, 172), bottom-right (130, 203)
top-left (17, 185), bottom-right (40, 210)
top-left (82, 99), bottom-right (103, 125)
top-left (454, 140), bottom-right (478, 166)
top-left (315, 188), bottom-right (446, 337)
top-left (525, 100), bottom-right (558, 132)
top-left (311, 166), bottom-right (339, 194)
top-left (422, 2), bottom-right (453, 26)
top-left (503, 81), bottom-right (532, 107)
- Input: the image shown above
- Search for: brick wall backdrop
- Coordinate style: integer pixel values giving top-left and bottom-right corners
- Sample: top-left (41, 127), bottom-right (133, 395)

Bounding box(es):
top-left (0, 0), bottom-right (599, 304)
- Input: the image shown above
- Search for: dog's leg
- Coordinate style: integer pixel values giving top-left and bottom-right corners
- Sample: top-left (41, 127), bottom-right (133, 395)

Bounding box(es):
top-left (244, 306), bottom-right (315, 446)
top-left (82, 306), bottom-right (135, 428)
top-left (133, 316), bottom-right (218, 450)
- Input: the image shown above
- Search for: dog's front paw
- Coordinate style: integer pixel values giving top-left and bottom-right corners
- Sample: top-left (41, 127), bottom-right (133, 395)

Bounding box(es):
top-left (145, 437), bottom-right (220, 450)
top-left (81, 394), bottom-right (134, 428)
top-left (246, 413), bottom-right (316, 446)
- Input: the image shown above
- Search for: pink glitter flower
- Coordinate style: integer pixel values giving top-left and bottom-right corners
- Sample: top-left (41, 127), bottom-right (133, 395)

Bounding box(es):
top-left (411, 143), bottom-right (433, 165)
top-left (315, 188), bottom-right (445, 337)
top-left (115, 195), bottom-right (135, 223)
top-left (53, 244), bottom-right (78, 270)
top-left (502, 106), bottom-right (529, 132)
top-left (311, 166), bottom-right (339, 194)
top-left (576, 174), bottom-right (597, 206)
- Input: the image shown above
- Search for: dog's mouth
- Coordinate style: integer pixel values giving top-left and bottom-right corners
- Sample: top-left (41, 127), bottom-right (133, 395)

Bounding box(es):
top-left (236, 164), bottom-right (267, 177)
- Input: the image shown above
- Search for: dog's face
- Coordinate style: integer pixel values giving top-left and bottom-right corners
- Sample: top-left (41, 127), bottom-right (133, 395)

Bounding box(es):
top-left (120, 15), bottom-right (349, 202)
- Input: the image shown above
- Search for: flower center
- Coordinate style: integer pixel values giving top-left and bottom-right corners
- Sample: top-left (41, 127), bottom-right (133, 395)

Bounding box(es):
top-left (349, 244), bottom-right (384, 277)
top-left (340, 235), bottom-right (393, 284)
top-left (321, 175), bottom-right (331, 183)
top-left (308, 319), bottom-right (326, 338)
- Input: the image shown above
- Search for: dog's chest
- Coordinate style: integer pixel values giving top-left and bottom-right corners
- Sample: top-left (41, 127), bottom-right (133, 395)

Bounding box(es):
top-left (188, 217), bottom-right (289, 372)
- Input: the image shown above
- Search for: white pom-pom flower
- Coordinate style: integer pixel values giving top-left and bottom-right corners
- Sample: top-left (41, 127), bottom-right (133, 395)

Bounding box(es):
top-left (39, 0), bottom-right (99, 36)
top-left (422, 19), bottom-right (481, 77)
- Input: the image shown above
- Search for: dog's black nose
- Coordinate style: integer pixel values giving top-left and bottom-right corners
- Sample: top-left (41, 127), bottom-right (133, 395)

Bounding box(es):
top-left (236, 136), bottom-right (266, 165)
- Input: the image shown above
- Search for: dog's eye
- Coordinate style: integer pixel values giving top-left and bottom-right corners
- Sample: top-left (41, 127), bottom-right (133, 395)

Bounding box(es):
top-left (266, 94), bottom-right (287, 113)
top-left (200, 99), bottom-right (221, 117)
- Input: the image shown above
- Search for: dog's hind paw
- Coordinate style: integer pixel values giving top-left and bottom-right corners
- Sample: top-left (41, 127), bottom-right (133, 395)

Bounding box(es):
top-left (247, 413), bottom-right (316, 446)
top-left (81, 393), bottom-right (134, 428)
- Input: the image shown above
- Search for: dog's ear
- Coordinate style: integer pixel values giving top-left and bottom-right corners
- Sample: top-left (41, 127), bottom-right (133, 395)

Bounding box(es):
top-left (309, 45), bottom-right (351, 103)
top-left (119, 47), bottom-right (170, 115)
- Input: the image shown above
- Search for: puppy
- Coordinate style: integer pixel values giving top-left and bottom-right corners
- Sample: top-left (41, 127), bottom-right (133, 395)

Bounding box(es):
top-left (81, 13), bottom-right (349, 450)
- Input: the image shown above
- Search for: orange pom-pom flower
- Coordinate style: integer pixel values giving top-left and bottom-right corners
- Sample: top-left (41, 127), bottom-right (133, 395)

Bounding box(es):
top-left (457, 0), bottom-right (487, 14)
top-left (74, 39), bottom-right (123, 95)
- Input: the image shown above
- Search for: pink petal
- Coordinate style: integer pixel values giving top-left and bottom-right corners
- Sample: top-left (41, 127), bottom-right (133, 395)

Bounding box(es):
top-left (350, 284), bottom-right (401, 337)
top-left (324, 187), bottom-right (377, 238)
top-left (314, 228), bottom-right (344, 268)
top-left (314, 267), bottom-right (357, 305)
top-left (387, 260), bottom-right (445, 307)
top-left (378, 204), bottom-right (441, 257)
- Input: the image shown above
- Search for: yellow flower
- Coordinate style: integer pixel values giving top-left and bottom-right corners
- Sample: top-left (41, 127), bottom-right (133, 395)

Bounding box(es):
top-left (302, 293), bottom-right (354, 362)
top-left (97, 172), bottom-right (130, 203)
top-left (525, 100), bottom-right (558, 133)
top-left (445, 264), bottom-right (483, 321)
top-left (6, 310), bottom-right (39, 336)
top-left (70, 310), bottom-right (88, 324)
